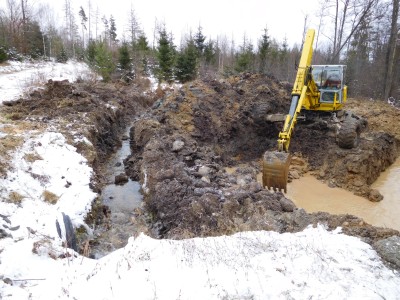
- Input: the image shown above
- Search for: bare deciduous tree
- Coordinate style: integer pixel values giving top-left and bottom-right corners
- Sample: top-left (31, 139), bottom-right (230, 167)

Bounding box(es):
top-left (321, 0), bottom-right (378, 63)
top-left (384, 0), bottom-right (399, 100)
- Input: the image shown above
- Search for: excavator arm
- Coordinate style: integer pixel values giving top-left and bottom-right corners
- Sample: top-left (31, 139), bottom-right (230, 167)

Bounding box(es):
top-left (262, 29), bottom-right (319, 192)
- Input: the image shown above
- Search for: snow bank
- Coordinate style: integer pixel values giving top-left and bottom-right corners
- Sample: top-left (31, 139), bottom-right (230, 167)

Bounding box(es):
top-left (0, 60), bottom-right (97, 103)
top-left (1, 226), bottom-right (400, 300)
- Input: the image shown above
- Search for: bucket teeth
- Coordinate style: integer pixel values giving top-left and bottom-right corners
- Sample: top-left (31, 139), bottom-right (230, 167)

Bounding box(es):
top-left (262, 151), bottom-right (291, 193)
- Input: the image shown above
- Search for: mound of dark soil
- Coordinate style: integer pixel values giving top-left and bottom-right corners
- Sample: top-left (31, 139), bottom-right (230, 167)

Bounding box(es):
top-left (125, 73), bottom-right (399, 243)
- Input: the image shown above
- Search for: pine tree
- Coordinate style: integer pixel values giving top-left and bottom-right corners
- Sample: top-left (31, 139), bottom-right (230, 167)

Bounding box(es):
top-left (156, 28), bottom-right (176, 83)
top-left (175, 39), bottom-right (198, 83)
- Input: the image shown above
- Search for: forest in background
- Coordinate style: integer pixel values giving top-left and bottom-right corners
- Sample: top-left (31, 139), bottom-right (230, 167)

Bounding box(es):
top-left (0, 0), bottom-right (398, 100)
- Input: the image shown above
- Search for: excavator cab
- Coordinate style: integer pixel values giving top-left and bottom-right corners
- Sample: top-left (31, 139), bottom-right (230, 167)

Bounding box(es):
top-left (312, 65), bottom-right (347, 104)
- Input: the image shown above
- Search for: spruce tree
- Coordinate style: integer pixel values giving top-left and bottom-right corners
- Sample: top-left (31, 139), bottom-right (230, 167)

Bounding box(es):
top-left (194, 26), bottom-right (206, 56)
top-left (258, 27), bottom-right (270, 73)
top-left (119, 42), bottom-right (131, 71)
top-left (175, 39), bottom-right (198, 83)
top-left (235, 40), bottom-right (255, 73)
top-left (94, 42), bottom-right (115, 82)
top-left (57, 46), bottom-right (68, 63)
top-left (109, 16), bottom-right (117, 45)
top-left (26, 21), bottom-right (44, 59)
top-left (137, 34), bottom-right (150, 76)
top-left (156, 28), bottom-right (175, 83)
top-left (203, 40), bottom-right (217, 69)
top-left (87, 39), bottom-right (97, 65)
top-left (0, 47), bottom-right (8, 63)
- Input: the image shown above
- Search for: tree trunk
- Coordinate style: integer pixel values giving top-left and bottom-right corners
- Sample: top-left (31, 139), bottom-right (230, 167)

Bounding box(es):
top-left (384, 0), bottom-right (399, 100)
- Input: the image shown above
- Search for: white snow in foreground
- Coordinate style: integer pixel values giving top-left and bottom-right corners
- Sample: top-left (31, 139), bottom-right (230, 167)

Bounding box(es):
top-left (1, 226), bottom-right (400, 300)
top-left (0, 60), bottom-right (400, 300)
top-left (0, 60), bottom-right (97, 104)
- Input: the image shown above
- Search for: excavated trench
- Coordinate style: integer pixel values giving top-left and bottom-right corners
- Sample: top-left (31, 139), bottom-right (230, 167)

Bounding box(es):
top-left (122, 74), bottom-right (400, 250)
top-left (4, 76), bottom-right (399, 266)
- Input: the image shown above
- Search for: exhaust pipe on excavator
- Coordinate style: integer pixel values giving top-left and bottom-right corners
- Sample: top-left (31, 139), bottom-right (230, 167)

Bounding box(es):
top-left (262, 151), bottom-right (291, 193)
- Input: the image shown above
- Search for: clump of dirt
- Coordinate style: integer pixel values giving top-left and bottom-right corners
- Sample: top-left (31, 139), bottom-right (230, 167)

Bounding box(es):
top-left (346, 98), bottom-right (400, 140)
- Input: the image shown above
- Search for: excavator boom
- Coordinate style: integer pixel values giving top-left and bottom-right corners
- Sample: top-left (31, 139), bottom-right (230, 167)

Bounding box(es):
top-left (262, 29), bottom-right (318, 192)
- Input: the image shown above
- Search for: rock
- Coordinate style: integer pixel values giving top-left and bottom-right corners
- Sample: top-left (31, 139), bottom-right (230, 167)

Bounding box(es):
top-left (353, 179), bottom-right (364, 187)
top-left (237, 176), bottom-right (249, 186)
top-left (201, 176), bottom-right (211, 183)
top-left (0, 228), bottom-right (11, 239)
top-left (155, 169), bottom-right (175, 180)
top-left (279, 197), bottom-right (295, 212)
top-left (328, 180), bottom-right (336, 188)
top-left (198, 166), bottom-right (211, 176)
top-left (114, 173), bottom-right (129, 185)
top-left (374, 236), bottom-right (400, 268)
top-left (133, 119), bottom-right (160, 147)
top-left (172, 140), bottom-right (185, 152)
top-left (289, 170), bottom-right (300, 179)
top-left (248, 182), bottom-right (262, 193)
top-left (368, 189), bottom-right (383, 202)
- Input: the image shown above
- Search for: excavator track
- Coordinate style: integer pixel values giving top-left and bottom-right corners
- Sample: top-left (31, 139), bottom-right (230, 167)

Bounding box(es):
top-left (337, 114), bottom-right (361, 149)
top-left (262, 151), bottom-right (291, 193)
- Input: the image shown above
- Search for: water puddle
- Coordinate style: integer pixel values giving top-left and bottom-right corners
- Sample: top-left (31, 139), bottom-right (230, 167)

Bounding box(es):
top-left (285, 157), bottom-right (400, 231)
top-left (93, 128), bottom-right (143, 258)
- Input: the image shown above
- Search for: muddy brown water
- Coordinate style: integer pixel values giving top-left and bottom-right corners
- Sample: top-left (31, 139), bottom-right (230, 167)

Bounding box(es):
top-left (285, 157), bottom-right (400, 231)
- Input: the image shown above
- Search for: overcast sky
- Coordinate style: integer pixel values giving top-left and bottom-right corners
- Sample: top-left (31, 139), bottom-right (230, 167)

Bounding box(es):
top-left (15, 0), bottom-right (325, 47)
top-left (93, 0), bottom-right (322, 46)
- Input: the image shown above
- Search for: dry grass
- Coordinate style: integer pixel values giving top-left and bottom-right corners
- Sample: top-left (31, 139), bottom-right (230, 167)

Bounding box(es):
top-left (0, 135), bottom-right (24, 176)
top-left (0, 121), bottom-right (46, 134)
top-left (4, 112), bottom-right (24, 121)
top-left (24, 151), bottom-right (43, 163)
top-left (57, 98), bottom-right (74, 108)
top-left (8, 191), bottom-right (25, 203)
top-left (0, 135), bottom-right (24, 152)
top-left (42, 190), bottom-right (59, 204)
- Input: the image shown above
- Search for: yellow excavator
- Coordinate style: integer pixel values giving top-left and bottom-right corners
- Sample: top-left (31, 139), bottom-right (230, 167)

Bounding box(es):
top-left (262, 28), bottom-right (363, 193)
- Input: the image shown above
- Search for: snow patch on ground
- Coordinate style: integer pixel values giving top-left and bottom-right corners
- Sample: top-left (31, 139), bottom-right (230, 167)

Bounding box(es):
top-left (0, 60), bottom-right (97, 104)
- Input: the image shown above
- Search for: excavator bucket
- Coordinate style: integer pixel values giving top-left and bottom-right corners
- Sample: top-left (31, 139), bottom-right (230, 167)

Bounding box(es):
top-left (262, 151), bottom-right (291, 193)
